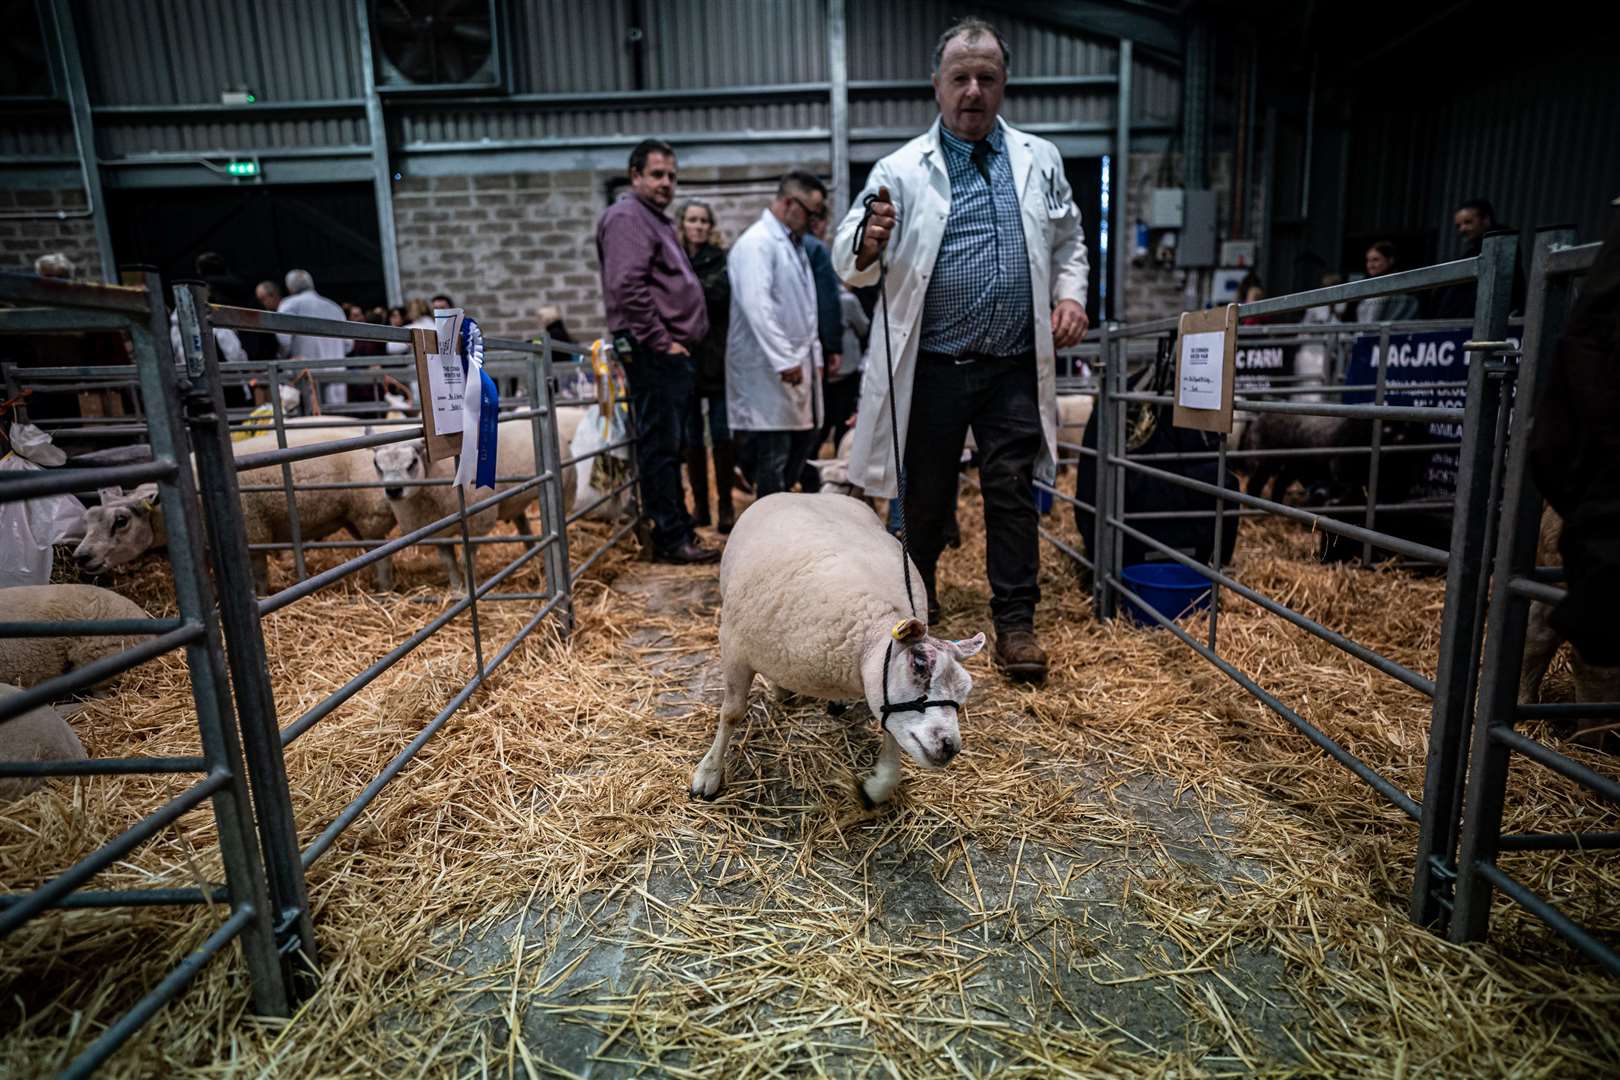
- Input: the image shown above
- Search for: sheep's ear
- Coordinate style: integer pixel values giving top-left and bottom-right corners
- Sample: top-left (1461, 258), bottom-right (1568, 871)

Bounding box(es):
top-left (891, 617), bottom-right (926, 643)
top-left (943, 632), bottom-right (986, 659)
top-left (97, 485), bottom-right (125, 505)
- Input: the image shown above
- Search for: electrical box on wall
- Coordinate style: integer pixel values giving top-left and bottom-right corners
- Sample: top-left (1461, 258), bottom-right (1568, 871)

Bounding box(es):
top-left (1148, 188), bottom-right (1184, 229)
top-left (1177, 189), bottom-right (1218, 268)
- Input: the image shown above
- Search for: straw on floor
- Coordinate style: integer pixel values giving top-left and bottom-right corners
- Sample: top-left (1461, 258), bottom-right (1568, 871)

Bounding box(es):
top-left (1, 487), bottom-right (1616, 1077)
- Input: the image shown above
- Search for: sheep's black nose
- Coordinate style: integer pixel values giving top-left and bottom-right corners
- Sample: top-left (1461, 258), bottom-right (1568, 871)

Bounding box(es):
top-left (384, 486), bottom-right (403, 499)
top-left (938, 735), bottom-right (959, 762)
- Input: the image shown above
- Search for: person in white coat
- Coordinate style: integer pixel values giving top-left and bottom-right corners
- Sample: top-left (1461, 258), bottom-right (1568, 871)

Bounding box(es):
top-left (832, 17), bottom-right (1090, 682)
top-left (275, 269), bottom-right (354, 407)
top-left (726, 171), bottom-right (827, 498)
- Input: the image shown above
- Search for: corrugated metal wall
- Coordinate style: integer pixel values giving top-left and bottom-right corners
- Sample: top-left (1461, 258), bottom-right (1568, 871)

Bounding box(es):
top-left (1345, 61), bottom-right (1620, 253)
top-left (9, 2), bottom-right (1172, 171)
top-left (77, 0), bottom-right (362, 104)
top-left (848, 3), bottom-right (1117, 79)
top-left (399, 101), bottom-right (829, 146)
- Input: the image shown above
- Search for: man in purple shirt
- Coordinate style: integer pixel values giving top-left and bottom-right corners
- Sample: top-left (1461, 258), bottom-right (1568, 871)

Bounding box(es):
top-left (596, 138), bottom-right (719, 564)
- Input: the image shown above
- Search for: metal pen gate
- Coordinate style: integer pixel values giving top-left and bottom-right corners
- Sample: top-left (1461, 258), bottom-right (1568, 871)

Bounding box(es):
top-left (1044, 232), bottom-right (1617, 974)
top-left (0, 272), bottom-right (645, 1073)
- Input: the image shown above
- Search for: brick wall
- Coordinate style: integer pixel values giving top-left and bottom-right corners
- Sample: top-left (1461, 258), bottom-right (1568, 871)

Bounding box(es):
top-left (0, 189), bottom-right (101, 278)
top-left (390, 161), bottom-right (823, 346)
top-left (1117, 151), bottom-right (1235, 323)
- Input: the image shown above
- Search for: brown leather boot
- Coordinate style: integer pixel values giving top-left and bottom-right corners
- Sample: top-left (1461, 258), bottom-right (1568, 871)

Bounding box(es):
top-left (685, 448), bottom-right (711, 527)
top-left (994, 628), bottom-right (1048, 683)
top-left (712, 440), bottom-right (738, 533)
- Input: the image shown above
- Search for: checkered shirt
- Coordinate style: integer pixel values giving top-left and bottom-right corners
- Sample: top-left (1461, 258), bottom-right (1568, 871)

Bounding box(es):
top-left (918, 124), bottom-right (1034, 357)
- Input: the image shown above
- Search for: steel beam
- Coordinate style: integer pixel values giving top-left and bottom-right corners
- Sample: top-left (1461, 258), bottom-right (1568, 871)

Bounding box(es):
top-left (44, 0), bottom-right (114, 280)
top-left (828, 0), bottom-right (850, 220)
top-left (354, 0), bottom-right (401, 305)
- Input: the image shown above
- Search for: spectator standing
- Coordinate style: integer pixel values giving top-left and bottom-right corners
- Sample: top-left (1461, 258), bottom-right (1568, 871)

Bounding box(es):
top-left (803, 212), bottom-right (846, 480)
top-left (33, 252), bottom-right (74, 279)
top-left (276, 269), bottom-right (352, 407)
top-left (825, 282), bottom-right (869, 452)
top-left (675, 198), bottom-right (739, 533)
top-left (1431, 197), bottom-right (1526, 317)
top-left (431, 293), bottom-right (454, 311)
top-left (197, 252), bottom-right (275, 367)
top-left (595, 138), bottom-right (718, 564)
top-left (832, 17), bottom-right (1090, 682)
top-left (726, 171), bottom-right (827, 499)
top-left (255, 279), bottom-right (282, 315)
top-left (1355, 242), bottom-right (1420, 323)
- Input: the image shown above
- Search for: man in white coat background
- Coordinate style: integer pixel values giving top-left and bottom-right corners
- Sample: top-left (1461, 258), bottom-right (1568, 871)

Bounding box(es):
top-left (726, 170), bottom-right (828, 498)
top-left (832, 17), bottom-right (1090, 684)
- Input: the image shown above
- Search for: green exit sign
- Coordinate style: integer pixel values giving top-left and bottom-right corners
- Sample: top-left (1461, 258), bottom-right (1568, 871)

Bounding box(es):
top-left (227, 159), bottom-right (260, 177)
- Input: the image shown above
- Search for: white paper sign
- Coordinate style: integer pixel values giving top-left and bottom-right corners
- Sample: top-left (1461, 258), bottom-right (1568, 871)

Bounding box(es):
top-left (426, 310), bottom-right (465, 435)
top-left (1177, 329), bottom-right (1226, 410)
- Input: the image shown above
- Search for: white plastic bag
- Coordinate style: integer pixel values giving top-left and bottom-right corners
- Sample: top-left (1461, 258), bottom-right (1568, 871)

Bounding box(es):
top-left (568, 341), bottom-right (632, 518)
top-left (0, 423), bottom-right (87, 588)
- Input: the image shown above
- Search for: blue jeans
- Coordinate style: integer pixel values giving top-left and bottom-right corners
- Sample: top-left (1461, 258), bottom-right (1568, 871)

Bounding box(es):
top-left (623, 346), bottom-right (698, 553)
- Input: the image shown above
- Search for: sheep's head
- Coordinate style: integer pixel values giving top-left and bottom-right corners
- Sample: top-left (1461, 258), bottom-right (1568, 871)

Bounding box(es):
top-left (74, 484), bottom-right (161, 573)
top-left (372, 441), bottom-right (427, 501)
top-left (866, 617), bottom-right (986, 769)
top-left (811, 458), bottom-right (859, 496)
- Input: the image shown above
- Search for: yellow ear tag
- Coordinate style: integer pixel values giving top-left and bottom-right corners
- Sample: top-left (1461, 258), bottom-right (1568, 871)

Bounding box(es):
top-left (892, 620), bottom-right (916, 642)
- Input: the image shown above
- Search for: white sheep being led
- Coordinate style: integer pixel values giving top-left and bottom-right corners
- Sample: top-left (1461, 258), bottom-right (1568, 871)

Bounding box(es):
top-left (690, 492), bottom-right (985, 807)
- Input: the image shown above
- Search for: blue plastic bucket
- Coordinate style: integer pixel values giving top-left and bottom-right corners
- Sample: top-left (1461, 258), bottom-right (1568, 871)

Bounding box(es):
top-left (1033, 483), bottom-right (1054, 515)
top-left (1120, 562), bottom-right (1212, 628)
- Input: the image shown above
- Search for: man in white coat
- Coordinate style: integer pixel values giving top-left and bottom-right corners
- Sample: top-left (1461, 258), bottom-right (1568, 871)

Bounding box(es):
top-left (726, 171), bottom-right (827, 498)
top-left (833, 17), bottom-right (1089, 683)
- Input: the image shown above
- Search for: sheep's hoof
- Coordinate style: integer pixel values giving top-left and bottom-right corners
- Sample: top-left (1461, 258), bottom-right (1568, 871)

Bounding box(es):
top-left (689, 760), bottom-right (726, 800)
top-left (826, 700), bottom-right (850, 717)
top-left (856, 782), bottom-right (877, 811)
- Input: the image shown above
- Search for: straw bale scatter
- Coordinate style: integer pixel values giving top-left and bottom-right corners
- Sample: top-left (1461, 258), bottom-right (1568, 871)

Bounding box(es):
top-left (2, 491), bottom-right (1617, 1076)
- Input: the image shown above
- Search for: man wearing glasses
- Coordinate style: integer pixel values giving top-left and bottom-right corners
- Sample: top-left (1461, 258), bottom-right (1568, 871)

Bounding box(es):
top-left (725, 170), bottom-right (829, 498)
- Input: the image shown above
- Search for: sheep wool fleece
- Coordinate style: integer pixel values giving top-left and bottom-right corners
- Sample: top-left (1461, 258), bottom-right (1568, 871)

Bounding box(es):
top-left (0, 683), bottom-right (85, 803)
top-left (0, 585), bottom-right (152, 689)
top-left (719, 493), bottom-right (922, 701)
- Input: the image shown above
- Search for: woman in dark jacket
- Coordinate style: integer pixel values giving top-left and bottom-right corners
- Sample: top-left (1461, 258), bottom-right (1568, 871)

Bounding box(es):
top-left (676, 199), bottom-right (738, 532)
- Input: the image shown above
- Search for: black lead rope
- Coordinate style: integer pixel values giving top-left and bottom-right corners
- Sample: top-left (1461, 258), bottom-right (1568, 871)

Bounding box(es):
top-left (854, 192), bottom-right (964, 732)
top-left (852, 192), bottom-right (918, 621)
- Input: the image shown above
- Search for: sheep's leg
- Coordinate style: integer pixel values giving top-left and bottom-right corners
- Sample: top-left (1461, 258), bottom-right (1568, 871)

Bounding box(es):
top-left (252, 553), bottom-right (270, 595)
top-left (859, 730), bottom-right (904, 808)
top-left (1518, 601), bottom-right (1560, 705)
top-left (691, 659), bottom-right (753, 799)
top-left (372, 553), bottom-right (394, 591)
top-left (438, 541), bottom-right (465, 592)
top-left (513, 511), bottom-right (534, 537)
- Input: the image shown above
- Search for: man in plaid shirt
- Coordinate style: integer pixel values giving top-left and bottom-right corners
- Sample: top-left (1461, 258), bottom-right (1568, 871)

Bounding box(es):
top-left (833, 18), bottom-right (1091, 682)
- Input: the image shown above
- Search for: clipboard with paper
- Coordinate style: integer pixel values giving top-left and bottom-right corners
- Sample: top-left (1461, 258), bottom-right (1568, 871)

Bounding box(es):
top-left (1172, 303), bottom-right (1238, 435)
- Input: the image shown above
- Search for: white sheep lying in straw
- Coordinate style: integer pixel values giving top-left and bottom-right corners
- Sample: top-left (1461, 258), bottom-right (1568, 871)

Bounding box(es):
top-left (74, 425), bottom-right (395, 592)
top-left (0, 585), bottom-right (151, 690)
top-left (0, 684), bottom-right (85, 804)
top-left (691, 492), bottom-right (985, 807)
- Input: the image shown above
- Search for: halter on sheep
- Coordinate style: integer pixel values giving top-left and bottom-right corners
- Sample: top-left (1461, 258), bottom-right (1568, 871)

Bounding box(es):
top-left (854, 191), bottom-right (968, 725)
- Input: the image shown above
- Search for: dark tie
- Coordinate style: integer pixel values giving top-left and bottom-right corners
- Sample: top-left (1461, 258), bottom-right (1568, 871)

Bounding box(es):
top-left (970, 140), bottom-right (993, 185)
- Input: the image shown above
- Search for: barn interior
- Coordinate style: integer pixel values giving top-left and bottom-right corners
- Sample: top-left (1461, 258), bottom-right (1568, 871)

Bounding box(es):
top-left (2, 1), bottom-right (1618, 1076)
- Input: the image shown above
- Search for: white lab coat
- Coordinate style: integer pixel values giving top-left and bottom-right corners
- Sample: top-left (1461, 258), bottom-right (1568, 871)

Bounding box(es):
top-left (725, 210), bottom-right (824, 431)
top-left (832, 117), bottom-right (1090, 498)
top-left (276, 289), bottom-right (354, 406)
